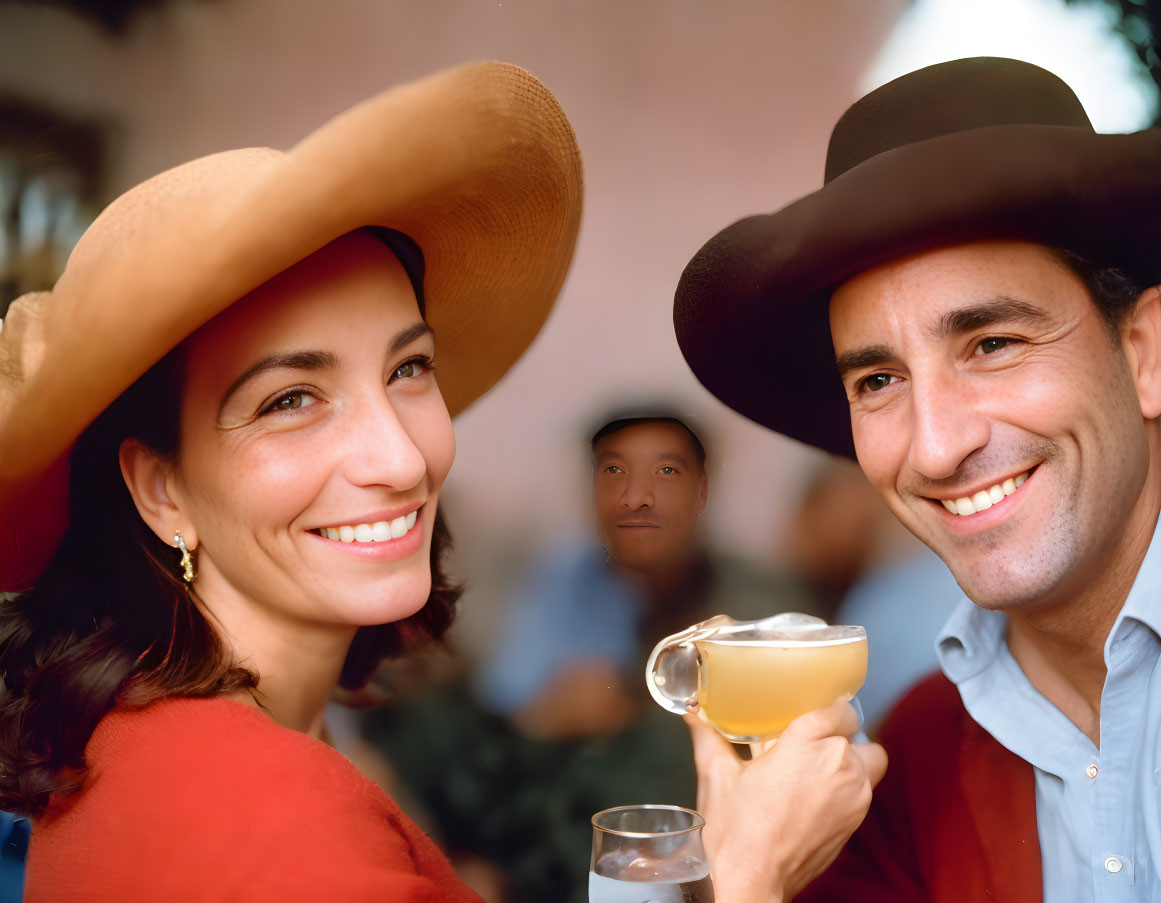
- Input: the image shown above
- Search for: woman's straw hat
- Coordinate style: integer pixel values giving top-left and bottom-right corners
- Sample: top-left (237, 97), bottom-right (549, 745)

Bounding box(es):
top-left (0, 61), bottom-right (582, 590)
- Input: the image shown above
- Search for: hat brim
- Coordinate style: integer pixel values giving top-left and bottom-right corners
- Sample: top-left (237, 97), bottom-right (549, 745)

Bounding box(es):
top-left (0, 61), bottom-right (582, 590)
top-left (674, 123), bottom-right (1161, 458)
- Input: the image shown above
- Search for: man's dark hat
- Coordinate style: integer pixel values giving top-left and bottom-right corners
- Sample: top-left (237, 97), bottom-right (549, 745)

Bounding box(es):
top-left (673, 57), bottom-right (1161, 457)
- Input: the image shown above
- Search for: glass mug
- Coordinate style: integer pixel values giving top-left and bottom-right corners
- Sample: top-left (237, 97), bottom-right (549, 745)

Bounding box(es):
top-left (645, 613), bottom-right (868, 743)
top-left (589, 804), bottom-right (713, 903)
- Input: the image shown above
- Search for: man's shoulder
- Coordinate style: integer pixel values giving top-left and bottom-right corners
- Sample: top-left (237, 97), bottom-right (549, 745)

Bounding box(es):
top-left (876, 671), bottom-right (966, 752)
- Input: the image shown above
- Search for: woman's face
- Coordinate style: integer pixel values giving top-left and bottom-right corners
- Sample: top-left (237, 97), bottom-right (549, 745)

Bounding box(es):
top-left (168, 231), bottom-right (455, 632)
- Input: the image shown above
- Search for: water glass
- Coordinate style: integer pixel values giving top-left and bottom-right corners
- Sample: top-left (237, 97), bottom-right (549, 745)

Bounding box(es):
top-left (589, 804), bottom-right (713, 902)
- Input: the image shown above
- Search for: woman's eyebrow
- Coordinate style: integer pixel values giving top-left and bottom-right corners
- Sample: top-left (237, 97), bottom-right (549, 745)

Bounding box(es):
top-left (390, 322), bottom-right (434, 355)
top-left (219, 350), bottom-right (338, 414)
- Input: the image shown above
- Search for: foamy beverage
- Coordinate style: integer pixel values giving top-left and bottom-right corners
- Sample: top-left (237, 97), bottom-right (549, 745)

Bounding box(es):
top-left (646, 613), bottom-right (868, 742)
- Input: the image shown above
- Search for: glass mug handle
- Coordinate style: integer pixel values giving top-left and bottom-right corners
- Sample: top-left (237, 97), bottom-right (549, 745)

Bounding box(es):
top-left (645, 615), bottom-right (734, 714)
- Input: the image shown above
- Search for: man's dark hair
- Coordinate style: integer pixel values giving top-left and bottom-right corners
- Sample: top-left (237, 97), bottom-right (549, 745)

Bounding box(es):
top-left (1052, 248), bottom-right (1148, 339)
top-left (590, 415), bottom-right (707, 471)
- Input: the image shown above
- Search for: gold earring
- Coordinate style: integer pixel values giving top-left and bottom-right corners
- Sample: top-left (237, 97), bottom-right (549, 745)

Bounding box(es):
top-left (174, 531), bottom-right (196, 584)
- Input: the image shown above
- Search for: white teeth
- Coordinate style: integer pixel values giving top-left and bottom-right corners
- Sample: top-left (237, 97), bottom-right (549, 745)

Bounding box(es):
top-left (319, 510), bottom-right (421, 543)
top-left (941, 471), bottom-right (1030, 516)
top-left (970, 490), bottom-right (993, 512)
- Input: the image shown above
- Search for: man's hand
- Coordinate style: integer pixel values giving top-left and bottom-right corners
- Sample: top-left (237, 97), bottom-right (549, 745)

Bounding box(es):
top-left (686, 700), bottom-right (887, 903)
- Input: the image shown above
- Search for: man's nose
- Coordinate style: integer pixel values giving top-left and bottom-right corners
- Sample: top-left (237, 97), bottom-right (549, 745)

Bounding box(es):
top-left (622, 473), bottom-right (654, 509)
top-left (339, 396), bottom-right (427, 491)
top-left (906, 374), bottom-right (990, 481)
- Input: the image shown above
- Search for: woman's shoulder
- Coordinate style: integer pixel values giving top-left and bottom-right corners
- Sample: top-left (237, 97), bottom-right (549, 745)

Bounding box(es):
top-left (83, 696), bottom-right (384, 819)
top-left (29, 697), bottom-right (476, 902)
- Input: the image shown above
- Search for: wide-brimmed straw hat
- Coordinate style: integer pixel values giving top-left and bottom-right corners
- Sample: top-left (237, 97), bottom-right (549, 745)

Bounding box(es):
top-left (0, 60), bottom-right (582, 591)
top-left (674, 57), bottom-right (1161, 458)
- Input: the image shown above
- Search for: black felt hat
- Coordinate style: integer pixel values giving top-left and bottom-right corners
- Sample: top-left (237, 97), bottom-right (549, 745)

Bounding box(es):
top-left (674, 57), bottom-right (1161, 457)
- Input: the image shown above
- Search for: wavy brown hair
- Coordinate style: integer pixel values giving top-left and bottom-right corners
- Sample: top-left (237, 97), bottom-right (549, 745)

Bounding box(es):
top-left (0, 272), bottom-right (461, 818)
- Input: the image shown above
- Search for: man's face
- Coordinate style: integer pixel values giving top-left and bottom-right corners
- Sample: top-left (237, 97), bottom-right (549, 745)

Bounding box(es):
top-left (592, 421), bottom-right (708, 574)
top-left (829, 240), bottom-right (1157, 612)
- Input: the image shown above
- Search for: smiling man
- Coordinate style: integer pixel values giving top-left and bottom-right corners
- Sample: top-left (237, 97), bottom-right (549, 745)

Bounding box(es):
top-left (675, 58), bottom-right (1161, 901)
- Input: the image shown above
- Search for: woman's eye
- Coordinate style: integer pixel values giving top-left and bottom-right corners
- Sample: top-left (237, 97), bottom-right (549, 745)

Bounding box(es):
top-left (391, 357), bottom-right (432, 381)
top-left (975, 337), bottom-right (1013, 355)
top-left (262, 391), bottom-right (318, 414)
top-left (861, 373), bottom-right (898, 393)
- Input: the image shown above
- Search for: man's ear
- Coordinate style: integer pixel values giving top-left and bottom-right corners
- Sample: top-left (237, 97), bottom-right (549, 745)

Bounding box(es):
top-left (1125, 286), bottom-right (1161, 420)
top-left (118, 439), bottom-right (197, 549)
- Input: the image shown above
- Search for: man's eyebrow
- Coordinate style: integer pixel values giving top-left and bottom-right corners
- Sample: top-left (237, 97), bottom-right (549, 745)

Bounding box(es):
top-left (655, 452), bottom-right (692, 469)
top-left (932, 297), bottom-right (1052, 339)
top-left (220, 350), bottom-right (339, 414)
top-left (835, 345), bottom-right (895, 381)
top-left (834, 298), bottom-right (1053, 380)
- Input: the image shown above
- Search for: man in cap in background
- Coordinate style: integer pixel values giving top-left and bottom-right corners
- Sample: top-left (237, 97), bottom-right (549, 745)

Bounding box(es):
top-left (675, 57), bottom-right (1161, 901)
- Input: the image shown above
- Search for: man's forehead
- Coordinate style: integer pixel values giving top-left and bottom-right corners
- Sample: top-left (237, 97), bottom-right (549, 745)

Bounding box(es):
top-left (829, 240), bottom-right (1082, 344)
top-left (593, 421), bottom-right (697, 460)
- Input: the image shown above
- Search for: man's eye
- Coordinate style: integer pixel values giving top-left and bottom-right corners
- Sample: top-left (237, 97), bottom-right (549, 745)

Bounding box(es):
top-left (861, 373), bottom-right (897, 393)
top-left (604, 465), bottom-right (623, 474)
top-left (975, 337), bottom-right (1013, 355)
top-left (658, 466), bottom-right (677, 475)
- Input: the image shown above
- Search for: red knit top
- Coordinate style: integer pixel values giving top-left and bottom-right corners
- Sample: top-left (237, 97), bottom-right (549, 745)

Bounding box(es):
top-left (25, 697), bottom-right (483, 903)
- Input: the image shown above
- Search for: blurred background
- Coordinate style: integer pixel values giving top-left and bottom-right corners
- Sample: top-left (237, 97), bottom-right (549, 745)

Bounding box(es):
top-left (0, 0), bottom-right (1156, 900)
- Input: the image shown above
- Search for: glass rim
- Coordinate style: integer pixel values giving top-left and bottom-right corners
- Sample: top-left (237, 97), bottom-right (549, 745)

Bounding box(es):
top-left (590, 804), bottom-right (705, 837)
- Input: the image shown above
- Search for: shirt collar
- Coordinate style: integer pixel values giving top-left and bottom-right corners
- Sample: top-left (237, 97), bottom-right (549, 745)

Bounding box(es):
top-left (1106, 512), bottom-right (1161, 653)
top-left (936, 593), bottom-right (1006, 683)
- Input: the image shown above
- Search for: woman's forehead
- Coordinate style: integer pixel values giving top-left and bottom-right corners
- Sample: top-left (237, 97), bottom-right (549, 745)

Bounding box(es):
top-left (184, 233), bottom-right (421, 377)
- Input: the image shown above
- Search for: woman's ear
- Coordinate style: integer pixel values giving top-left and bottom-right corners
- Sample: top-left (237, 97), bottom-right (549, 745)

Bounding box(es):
top-left (118, 439), bottom-right (197, 549)
top-left (1126, 286), bottom-right (1161, 420)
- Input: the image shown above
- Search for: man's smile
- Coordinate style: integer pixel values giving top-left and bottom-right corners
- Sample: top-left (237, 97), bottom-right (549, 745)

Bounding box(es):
top-left (933, 469), bottom-right (1032, 517)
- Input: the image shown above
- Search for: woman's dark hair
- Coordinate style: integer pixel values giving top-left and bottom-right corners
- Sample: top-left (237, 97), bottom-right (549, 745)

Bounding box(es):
top-left (0, 256), bottom-right (461, 817)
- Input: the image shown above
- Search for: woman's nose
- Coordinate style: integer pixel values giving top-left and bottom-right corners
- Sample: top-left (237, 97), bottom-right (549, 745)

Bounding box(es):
top-left (340, 397), bottom-right (427, 491)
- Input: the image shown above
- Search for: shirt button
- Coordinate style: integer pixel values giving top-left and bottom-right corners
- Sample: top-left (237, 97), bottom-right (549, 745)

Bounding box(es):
top-left (1086, 764), bottom-right (1099, 779)
top-left (1105, 856), bottom-right (1123, 874)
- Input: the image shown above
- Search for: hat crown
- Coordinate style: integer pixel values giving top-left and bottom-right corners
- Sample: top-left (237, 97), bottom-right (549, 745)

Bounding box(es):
top-left (824, 57), bottom-right (1093, 183)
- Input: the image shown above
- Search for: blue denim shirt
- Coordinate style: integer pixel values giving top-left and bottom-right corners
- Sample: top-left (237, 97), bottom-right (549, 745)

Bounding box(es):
top-left (937, 523), bottom-right (1161, 902)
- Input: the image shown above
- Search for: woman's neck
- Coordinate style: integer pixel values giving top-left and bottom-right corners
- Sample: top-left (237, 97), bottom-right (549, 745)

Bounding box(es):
top-left (194, 582), bottom-right (357, 738)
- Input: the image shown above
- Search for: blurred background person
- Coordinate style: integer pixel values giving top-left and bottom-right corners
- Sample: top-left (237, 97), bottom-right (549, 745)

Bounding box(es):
top-left (362, 409), bottom-right (813, 903)
top-left (783, 459), bottom-right (963, 730)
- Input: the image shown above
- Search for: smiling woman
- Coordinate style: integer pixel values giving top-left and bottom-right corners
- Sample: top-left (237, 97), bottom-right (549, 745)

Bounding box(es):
top-left (0, 62), bottom-right (581, 901)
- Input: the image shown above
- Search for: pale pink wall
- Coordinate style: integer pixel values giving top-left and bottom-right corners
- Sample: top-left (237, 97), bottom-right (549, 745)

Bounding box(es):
top-left (0, 0), bottom-right (906, 569)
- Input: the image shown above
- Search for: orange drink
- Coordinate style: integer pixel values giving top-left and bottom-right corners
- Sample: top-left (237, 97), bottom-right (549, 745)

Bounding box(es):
top-left (694, 634), bottom-right (867, 741)
top-left (645, 612), bottom-right (868, 743)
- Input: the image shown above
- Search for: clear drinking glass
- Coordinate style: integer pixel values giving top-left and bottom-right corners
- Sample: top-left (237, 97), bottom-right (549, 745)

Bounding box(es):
top-left (589, 804), bottom-right (714, 903)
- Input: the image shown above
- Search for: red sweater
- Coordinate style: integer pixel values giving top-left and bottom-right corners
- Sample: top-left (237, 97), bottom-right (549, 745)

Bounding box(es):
top-left (799, 673), bottom-right (1042, 902)
top-left (26, 697), bottom-right (482, 903)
